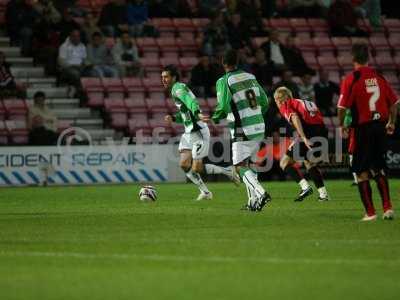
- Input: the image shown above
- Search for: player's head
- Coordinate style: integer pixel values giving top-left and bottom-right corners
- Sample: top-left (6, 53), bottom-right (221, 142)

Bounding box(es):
top-left (273, 86), bottom-right (293, 106)
top-left (33, 91), bottom-right (46, 107)
top-left (222, 50), bottom-right (238, 72)
top-left (351, 43), bottom-right (369, 66)
top-left (161, 65), bottom-right (180, 89)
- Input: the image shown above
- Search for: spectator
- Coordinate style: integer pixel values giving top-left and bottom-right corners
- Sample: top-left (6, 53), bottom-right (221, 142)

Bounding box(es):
top-left (33, 0), bottom-right (61, 25)
top-left (328, 0), bottom-right (369, 37)
top-left (202, 11), bottom-right (231, 57)
top-left (298, 73), bottom-right (316, 102)
top-left (314, 69), bottom-right (340, 116)
top-left (148, 0), bottom-right (193, 17)
top-left (237, 48), bottom-right (253, 73)
top-left (260, 29), bottom-right (287, 76)
top-left (58, 30), bottom-right (89, 94)
top-left (57, 8), bottom-right (81, 44)
top-left (189, 55), bottom-right (223, 97)
top-left (5, 0), bottom-right (38, 56)
top-left (82, 12), bottom-right (101, 44)
top-left (87, 32), bottom-right (119, 78)
top-left (287, 0), bottom-right (327, 18)
top-left (112, 32), bottom-right (142, 77)
top-left (28, 91), bottom-right (58, 146)
top-left (353, 0), bottom-right (381, 28)
top-left (98, 0), bottom-right (129, 38)
top-left (283, 36), bottom-right (315, 76)
top-left (198, 0), bottom-right (226, 16)
top-left (251, 48), bottom-right (273, 91)
top-left (0, 51), bottom-right (18, 98)
top-left (127, 0), bottom-right (149, 37)
top-left (236, 0), bottom-right (266, 37)
top-left (226, 14), bottom-right (251, 50)
top-left (273, 69), bottom-right (300, 98)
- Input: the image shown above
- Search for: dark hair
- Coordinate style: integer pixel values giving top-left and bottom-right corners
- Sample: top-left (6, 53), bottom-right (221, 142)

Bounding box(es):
top-left (163, 65), bottom-right (180, 81)
top-left (351, 43), bottom-right (369, 65)
top-left (92, 32), bottom-right (102, 39)
top-left (222, 49), bottom-right (238, 67)
top-left (34, 91), bottom-right (46, 99)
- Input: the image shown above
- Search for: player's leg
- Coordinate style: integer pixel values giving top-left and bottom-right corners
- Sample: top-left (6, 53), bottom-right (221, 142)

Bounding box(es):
top-left (304, 160), bottom-right (329, 201)
top-left (280, 144), bottom-right (313, 202)
top-left (356, 171), bottom-right (376, 221)
top-left (233, 141), bottom-right (271, 211)
top-left (179, 134), bottom-right (211, 199)
top-left (371, 169), bottom-right (393, 219)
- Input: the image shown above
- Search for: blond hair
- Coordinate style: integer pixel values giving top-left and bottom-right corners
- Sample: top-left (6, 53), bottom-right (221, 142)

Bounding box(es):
top-left (274, 86), bottom-right (293, 101)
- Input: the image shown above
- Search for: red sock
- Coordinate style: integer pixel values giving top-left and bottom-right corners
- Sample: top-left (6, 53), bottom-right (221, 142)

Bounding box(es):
top-left (357, 181), bottom-right (375, 216)
top-left (374, 174), bottom-right (392, 212)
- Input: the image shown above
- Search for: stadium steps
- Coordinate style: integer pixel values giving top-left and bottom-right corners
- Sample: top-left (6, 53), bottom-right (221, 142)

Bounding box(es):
top-left (26, 87), bottom-right (69, 99)
top-left (52, 108), bottom-right (93, 119)
top-left (47, 98), bottom-right (80, 109)
top-left (11, 67), bottom-right (45, 78)
top-left (0, 37), bottom-right (10, 47)
top-left (0, 47), bottom-right (20, 57)
top-left (74, 119), bottom-right (104, 129)
top-left (6, 57), bottom-right (33, 67)
top-left (85, 129), bottom-right (116, 141)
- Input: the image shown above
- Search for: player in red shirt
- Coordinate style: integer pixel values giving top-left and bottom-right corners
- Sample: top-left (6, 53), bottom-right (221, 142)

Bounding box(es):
top-left (274, 86), bottom-right (330, 202)
top-left (337, 43), bottom-right (399, 221)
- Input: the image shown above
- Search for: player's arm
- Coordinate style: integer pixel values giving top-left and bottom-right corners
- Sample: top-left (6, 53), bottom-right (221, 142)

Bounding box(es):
top-left (175, 86), bottom-right (201, 117)
top-left (337, 76), bottom-right (353, 127)
top-left (290, 113), bottom-right (313, 149)
top-left (256, 82), bottom-right (269, 115)
top-left (384, 81), bottom-right (400, 135)
top-left (211, 78), bottom-right (230, 124)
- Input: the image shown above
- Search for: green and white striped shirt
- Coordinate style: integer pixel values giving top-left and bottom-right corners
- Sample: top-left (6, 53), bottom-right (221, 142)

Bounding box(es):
top-left (212, 69), bottom-right (269, 141)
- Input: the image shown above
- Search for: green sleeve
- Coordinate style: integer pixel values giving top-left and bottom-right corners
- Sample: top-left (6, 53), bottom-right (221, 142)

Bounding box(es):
top-left (173, 84), bottom-right (201, 115)
top-left (173, 112), bottom-right (183, 124)
top-left (343, 109), bottom-right (352, 128)
top-left (212, 78), bottom-right (231, 124)
top-left (257, 82), bottom-right (269, 115)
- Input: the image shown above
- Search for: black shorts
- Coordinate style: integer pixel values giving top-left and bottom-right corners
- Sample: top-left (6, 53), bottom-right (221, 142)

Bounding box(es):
top-left (351, 121), bottom-right (387, 174)
top-left (286, 124), bottom-right (328, 162)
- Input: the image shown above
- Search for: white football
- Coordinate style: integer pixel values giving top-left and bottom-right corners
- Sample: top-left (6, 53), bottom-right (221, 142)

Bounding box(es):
top-left (139, 186), bottom-right (157, 202)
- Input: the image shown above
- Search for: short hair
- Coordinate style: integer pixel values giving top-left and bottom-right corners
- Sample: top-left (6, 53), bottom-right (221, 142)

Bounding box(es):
top-left (163, 65), bottom-right (180, 81)
top-left (273, 86), bottom-right (293, 101)
top-left (34, 91), bottom-right (46, 99)
top-left (351, 43), bottom-right (369, 65)
top-left (222, 49), bottom-right (238, 67)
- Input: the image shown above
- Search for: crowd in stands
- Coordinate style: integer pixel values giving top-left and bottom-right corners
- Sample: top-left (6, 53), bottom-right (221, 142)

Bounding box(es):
top-left (1, 0), bottom-right (399, 147)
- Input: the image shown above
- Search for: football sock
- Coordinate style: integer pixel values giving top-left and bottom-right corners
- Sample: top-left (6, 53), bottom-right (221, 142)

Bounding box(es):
top-left (239, 167), bottom-right (265, 199)
top-left (186, 170), bottom-right (210, 194)
top-left (374, 174), bottom-right (392, 211)
top-left (352, 172), bottom-right (358, 184)
top-left (308, 167), bottom-right (327, 198)
top-left (357, 180), bottom-right (376, 216)
top-left (245, 185), bottom-right (256, 207)
top-left (284, 165), bottom-right (303, 183)
top-left (205, 164), bottom-right (232, 177)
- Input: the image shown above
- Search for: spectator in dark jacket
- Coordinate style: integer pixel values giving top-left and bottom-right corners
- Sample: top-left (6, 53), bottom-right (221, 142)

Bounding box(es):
top-left (127, 0), bottom-right (149, 37)
top-left (226, 14), bottom-right (251, 50)
top-left (202, 12), bottom-right (231, 57)
top-left (0, 51), bottom-right (18, 98)
top-left (328, 0), bottom-right (369, 37)
top-left (282, 36), bottom-right (315, 77)
top-left (260, 29), bottom-right (287, 76)
top-left (190, 55), bottom-right (224, 97)
top-left (251, 49), bottom-right (274, 91)
top-left (98, 0), bottom-right (129, 37)
top-left (273, 69), bottom-right (300, 98)
top-left (57, 8), bottom-right (81, 44)
top-left (314, 69), bottom-right (340, 116)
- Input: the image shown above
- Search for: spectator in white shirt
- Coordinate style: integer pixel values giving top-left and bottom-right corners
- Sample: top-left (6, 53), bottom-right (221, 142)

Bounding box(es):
top-left (298, 73), bottom-right (316, 102)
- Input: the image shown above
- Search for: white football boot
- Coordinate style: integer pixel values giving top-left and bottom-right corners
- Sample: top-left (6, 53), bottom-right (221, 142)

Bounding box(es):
top-left (196, 191), bottom-right (213, 201)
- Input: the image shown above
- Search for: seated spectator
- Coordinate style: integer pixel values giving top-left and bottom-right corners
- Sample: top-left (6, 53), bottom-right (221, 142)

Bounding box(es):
top-left (328, 0), bottom-right (369, 37)
top-left (283, 36), bottom-right (315, 77)
top-left (0, 51), bottom-right (18, 98)
top-left (251, 48), bottom-right (273, 91)
top-left (54, 0), bottom-right (86, 17)
top-left (287, 0), bottom-right (327, 18)
top-left (260, 29), bottom-right (287, 76)
top-left (148, 0), bottom-right (194, 17)
top-left (198, 0), bottom-right (226, 16)
top-left (127, 0), bottom-right (149, 37)
top-left (87, 32), bottom-right (119, 78)
top-left (112, 32), bottom-right (142, 77)
top-left (202, 11), bottom-right (231, 57)
top-left (82, 12), bottom-right (101, 44)
top-left (98, 0), bottom-right (129, 38)
top-left (236, 0), bottom-right (267, 37)
top-left (298, 73), bottom-right (316, 102)
top-left (33, 0), bottom-right (61, 25)
top-left (28, 91), bottom-right (58, 146)
top-left (6, 0), bottom-right (38, 56)
top-left (226, 14), bottom-right (251, 50)
top-left (189, 55), bottom-right (223, 97)
top-left (57, 8), bottom-right (82, 44)
top-left (237, 48), bottom-right (253, 73)
top-left (314, 69), bottom-right (340, 116)
top-left (273, 69), bottom-right (300, 98)
top-left (58, 30), bottom-right (90, 94)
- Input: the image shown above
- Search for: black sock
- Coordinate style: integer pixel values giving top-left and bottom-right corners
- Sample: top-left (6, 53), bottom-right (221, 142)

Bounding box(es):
top-left (308, 166), bottom-right (324, 189)
top-left (284, 165), bottom-right (303, 183)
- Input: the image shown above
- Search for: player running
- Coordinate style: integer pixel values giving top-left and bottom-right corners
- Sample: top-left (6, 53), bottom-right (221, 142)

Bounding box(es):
top-left (161, 65), bottom-right (240, 201)
top-left (274, 86), bottom-right (330, 202)
top-left (206, 50), bottom-right (271, 211)
top-left (337, 43), bottom-right (399, 221)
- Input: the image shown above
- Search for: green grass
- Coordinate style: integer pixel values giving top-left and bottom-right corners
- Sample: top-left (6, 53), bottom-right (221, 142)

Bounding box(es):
top-left (0, 180), bottom-right (399, 300)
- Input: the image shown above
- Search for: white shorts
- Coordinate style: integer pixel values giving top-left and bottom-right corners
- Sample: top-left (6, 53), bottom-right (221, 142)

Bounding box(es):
top-left (178, 126), bottom-right (210, 160)
top-left (232, 140), bottom-right (261, 165)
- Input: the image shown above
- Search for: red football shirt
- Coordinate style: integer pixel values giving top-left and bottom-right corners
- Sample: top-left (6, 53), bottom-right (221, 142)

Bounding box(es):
top-left (338, 66), bottom-right (399, 125)
top-left (278, 98), bottom-right (324, 125)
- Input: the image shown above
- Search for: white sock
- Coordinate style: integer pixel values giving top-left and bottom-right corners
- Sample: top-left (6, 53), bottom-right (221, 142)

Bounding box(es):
top-left (205, 164), bottom-right (232, 177)
top-left (299, 179), bottom-right (310, 191)
top-left (318, 186), bottom-right (328, 198)
top-left (352, 173), bottom-right (358, 184)
top-left (186, 170), bottom-right (210, 194)
top-left (245, 185), bottom-right (256, 206)
top-left (242, 169), bottom-right (265, 199)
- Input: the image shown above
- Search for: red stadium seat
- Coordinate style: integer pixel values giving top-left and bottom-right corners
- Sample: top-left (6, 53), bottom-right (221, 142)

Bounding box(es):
top-left (294, 36), bottom-right (315, 54)
top-left (160, 57), bottom-right (179, 67)
top-left (308, 18), bottom-right (329, 34)
top-left (0, 100), bottom-right (6, 120)
top-left (268, 18), bottom-right (292, 34)
top-left (374, 54), bottom-right (396, 71)
top-left (179, 57), bottom-right (199, 72)
top-left (3, 99), bottom-right (28, 117)
top-left (192, 18), bottom-right (210, 32)
top-left (290, 18), bottom-right (311, 34)
top-left (369, 36), bottom-right (390, 54)
top-left (57, 120), bottom-right (73, 133)
top-left (317, 55), bottom-right (340, 71)
top-left (81, 77), bottom-right (103, 92)
top-left (6, 119), bottom-right (29, 145)
top-left (122, 77), bottom-right (145, 93)
top-left (383, 18), bottom-right (400, 34)
top-left (110, 112), bottom-right (128, 129)
top-left (177, 37), bottom-right (198, 53)
top-left (87, 92), bottom-right (104, 108)
top-left (337, 55), bottom-right (354, 73)
top-left (152, 18), bottom-right (175, 34)
top-left (312, 36), bottom-right (335, 55)
top-left (104, 98), bottom-right (127, 113)
top-left (141, 57), bottom-right (161, 72)
top-left (173, 18), bottom-right (195, 32)
top-left (128, 118), bottom-right (151, 136)
top-left (142, 77), bottom-right (164, 92)
top-left (0, 120), bottom-right (8, 145)
top-left (125, 97), bottom-right (148, 114)
top-left (303, 54), bottom-right (319, 69)
top-left (331, 37), bottom-right (352, 55)
top-left (136, 37), bottom-right (159, 53)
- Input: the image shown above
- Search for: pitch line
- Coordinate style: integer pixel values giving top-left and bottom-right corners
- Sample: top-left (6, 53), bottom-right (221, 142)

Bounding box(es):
top-left (0, 251), bottom-right (398, 266)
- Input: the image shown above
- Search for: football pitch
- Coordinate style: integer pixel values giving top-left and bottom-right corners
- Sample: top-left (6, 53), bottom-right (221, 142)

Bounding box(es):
top-left (0, 180), bottom-right (399, 300)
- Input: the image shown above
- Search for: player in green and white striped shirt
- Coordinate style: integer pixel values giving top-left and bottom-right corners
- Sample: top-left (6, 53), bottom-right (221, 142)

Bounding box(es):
top-left (161, 65), bottom-right (240, 201)
top-left (206, 50), bottom-right (271, 211)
